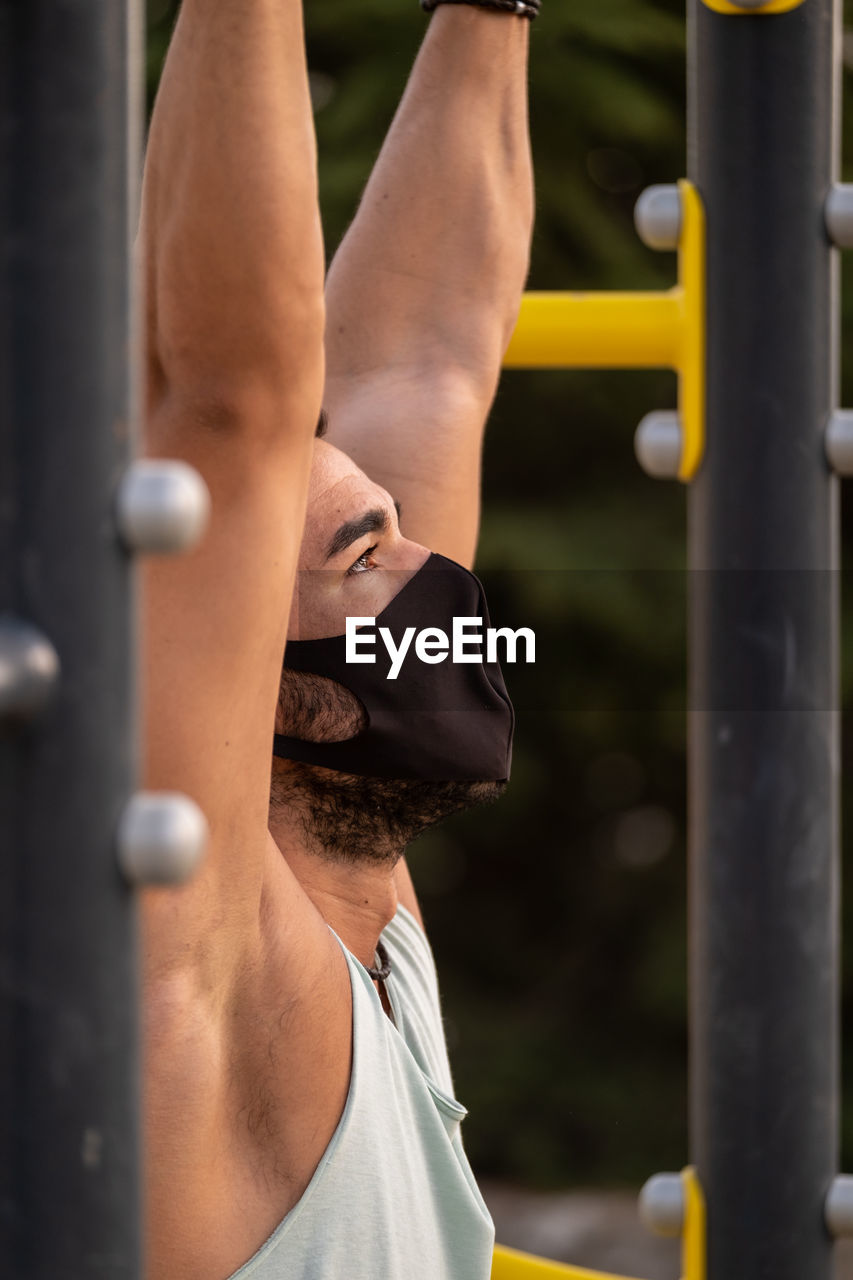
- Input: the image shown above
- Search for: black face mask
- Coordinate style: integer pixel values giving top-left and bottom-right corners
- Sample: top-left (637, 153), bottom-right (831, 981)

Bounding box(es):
top-left (273, 552), bottom-right (514, 781)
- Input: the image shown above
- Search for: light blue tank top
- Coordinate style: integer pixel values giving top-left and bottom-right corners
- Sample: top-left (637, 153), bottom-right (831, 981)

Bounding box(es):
top-left (226, 905), bottom-right (495, 1280)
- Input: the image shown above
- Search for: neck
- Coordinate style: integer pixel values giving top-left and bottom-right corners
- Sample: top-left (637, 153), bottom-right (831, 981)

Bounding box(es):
top-left (269, 815), bottom-right (400, 970)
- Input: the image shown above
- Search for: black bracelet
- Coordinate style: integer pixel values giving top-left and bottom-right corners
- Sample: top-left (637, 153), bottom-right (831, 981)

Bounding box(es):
top-left (421, 0), bottom-right (541, 19)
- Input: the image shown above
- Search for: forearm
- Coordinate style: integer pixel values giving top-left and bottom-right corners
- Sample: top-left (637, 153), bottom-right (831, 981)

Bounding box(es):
top-left (143, 0), bottom-right (325, 406)
top-left (324, 7), bottom-right (534, 388)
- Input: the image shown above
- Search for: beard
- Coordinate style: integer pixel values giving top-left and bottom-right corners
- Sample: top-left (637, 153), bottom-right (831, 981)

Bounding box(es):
top-left (271, 666), bottom-right (506, 864)
top-left (270, 760), bottom-right (506, 866)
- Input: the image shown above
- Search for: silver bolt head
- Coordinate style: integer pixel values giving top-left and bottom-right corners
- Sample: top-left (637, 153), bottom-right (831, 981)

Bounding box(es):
top-left (117, 791), bottom-right (208, 886)
top-left (116, 459), bottom-right (211, 555)
top-left (0, 619), bottom-right (60, 720)
top-left (634, 185), bottom-right (682, 252)
top-left (634, 411), bottom-right (682, 479)
top-left (825, 185), bottom-right (853, 250)
top-left (825, 411), bottom-right (853, 475)
top-left (826, 1176), bottom-right (853, 1238)
top-left (639, 1172), bottom-right (685, 1238)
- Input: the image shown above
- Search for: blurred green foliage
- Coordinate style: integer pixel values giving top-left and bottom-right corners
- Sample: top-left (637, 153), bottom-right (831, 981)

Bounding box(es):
top-left (146, 0), bottom-right (853, 1190)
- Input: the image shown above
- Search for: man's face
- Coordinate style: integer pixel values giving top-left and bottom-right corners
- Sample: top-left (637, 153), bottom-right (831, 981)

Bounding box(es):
top-left (288, 440), bottom-right (430, 641)
top-left (273, 440), bottom-right (506, 864)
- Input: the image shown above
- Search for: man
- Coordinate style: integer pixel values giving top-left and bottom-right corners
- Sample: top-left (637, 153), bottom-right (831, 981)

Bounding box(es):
top-left (141, 0), bottom-right (534, 1276)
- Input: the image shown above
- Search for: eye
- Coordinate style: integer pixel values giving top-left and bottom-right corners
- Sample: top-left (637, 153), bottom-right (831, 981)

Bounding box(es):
top-left (346, 544), bottom-right (379, 577)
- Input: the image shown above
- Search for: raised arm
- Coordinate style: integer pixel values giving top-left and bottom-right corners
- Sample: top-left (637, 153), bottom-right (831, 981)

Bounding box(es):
top-left (143, 0), bottom-right (324, 406)
top-left (140, 0), bottom-right (325, 981)
top-left (322, 5), bottom-right (534, 569)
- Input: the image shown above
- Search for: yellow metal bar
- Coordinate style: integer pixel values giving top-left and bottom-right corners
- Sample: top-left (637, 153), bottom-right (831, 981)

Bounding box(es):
top-left (701, 0), bottom-right (805, 13)
top-left (680, 1168), bottom-right (706, 1280)
top-left (676, 179), bottom-right (706, 481)
top-left (490, 1166), bottom-right (704, 1280)
top-left (504, 291), bottom-right (683, 370)
top-left (492, 1244), bottom-right (642, 1280)
top-left (503, 180), bottom-right (705, 481)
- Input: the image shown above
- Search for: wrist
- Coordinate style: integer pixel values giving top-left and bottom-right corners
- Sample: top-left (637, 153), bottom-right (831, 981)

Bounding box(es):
top-left (421, 0), bottom-right (540, 20)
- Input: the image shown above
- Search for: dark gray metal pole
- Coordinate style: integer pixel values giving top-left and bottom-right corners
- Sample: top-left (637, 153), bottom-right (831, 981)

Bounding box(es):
top-left (687, 1), bottom-right (839, 1276)
top-left (0, 4), bottom-right (143, 1277)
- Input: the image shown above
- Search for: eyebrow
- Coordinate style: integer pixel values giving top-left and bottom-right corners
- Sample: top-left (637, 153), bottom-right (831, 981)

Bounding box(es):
top-left (325, 501), bottom-right (402, 562)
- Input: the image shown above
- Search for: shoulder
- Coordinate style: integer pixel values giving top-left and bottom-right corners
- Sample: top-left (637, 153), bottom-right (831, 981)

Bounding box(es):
top-left (144, 838), bottom-right (354, 1279)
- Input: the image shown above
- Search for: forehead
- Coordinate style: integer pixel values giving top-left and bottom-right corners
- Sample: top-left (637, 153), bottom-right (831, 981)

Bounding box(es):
top-left (299, 440), bottom-right (390, 565)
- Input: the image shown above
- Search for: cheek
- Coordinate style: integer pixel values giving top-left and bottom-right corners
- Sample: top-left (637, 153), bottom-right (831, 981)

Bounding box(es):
top-left (288, 573), bottom-right (403, 641)
top-left (288, 543), bottom-right (428, 641)
top-left (351, 573), bottom-right (406, 619)
top-left (287, 571), bottom-right (356, 641)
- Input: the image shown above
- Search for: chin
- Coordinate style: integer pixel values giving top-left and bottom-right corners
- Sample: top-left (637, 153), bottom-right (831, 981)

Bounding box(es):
top-left (271, 767), bottom-right (507, 865)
